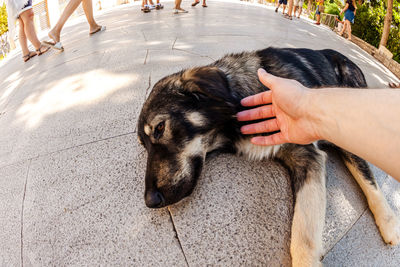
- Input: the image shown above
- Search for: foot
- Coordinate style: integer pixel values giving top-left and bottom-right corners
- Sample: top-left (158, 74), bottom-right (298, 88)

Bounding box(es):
top-left (48, 29), bottom-right (60, 44)
top-left (90, 25), bottom-right (106, 35)
top-left (141, 5), bottom-right (151, 12)
top-left (149, 4), bottom-right (156, 10)
top-left (22, 51), bottom-right (37, 62)
top-left (275, 8), bottom-right (278, 12)
top-left (156, 3), bottom-right (164, 9)
top-left (173, 8), bottom-right (188, 13)
top-left (36, 44), bottom-right (50, 56)
top-left (202, 4), bottom-right (207, 7)
top-left (192, 1), bottom-right (200, 6)
top-left (315, 22), bottom-right (320, 25)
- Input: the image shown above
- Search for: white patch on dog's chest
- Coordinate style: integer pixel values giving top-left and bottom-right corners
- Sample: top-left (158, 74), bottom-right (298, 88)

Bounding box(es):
top-left (235, 138), bottom-right (281, 160)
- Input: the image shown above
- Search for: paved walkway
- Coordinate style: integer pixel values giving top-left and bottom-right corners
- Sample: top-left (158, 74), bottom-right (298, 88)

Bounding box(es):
top-left (1, 1), bottom-right (400, 266)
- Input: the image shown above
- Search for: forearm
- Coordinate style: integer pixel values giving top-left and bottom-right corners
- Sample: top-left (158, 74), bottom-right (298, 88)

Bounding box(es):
top-left (308, 89), bottom-right (400, 181)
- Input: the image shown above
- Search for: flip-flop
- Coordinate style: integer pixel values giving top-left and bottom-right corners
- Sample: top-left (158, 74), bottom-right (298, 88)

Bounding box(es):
top-left (90, 25), bottom-right (106, 35)
top-left (192, 1), bottom-right (200, 6)
top-left (22, 51), bottom-right (37, 62)
top-left (43, 40), bottom-right (64, 51)
top-left (202, 4), bottom-right (207, 7)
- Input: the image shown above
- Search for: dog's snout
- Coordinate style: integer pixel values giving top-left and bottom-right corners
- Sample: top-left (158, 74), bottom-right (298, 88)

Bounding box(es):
top-left (145, 190), bottom-right (165, 208)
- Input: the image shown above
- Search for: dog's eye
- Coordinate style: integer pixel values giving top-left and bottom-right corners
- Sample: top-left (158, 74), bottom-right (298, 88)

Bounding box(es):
top-left (154, 121), bottom-right (165, 139)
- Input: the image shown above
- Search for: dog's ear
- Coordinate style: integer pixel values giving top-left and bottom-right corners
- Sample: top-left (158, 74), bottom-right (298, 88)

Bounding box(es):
top-left (180, 66), bottom-right (233, 103)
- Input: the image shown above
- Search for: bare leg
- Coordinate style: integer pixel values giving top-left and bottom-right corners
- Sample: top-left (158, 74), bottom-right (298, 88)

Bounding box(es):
top-left (19, 9), bottom-right (41, 50)
top-left (298, 7), bottom-right (302, 17)
top-left (82, 0), bottom-right (101, 33)
top-left (339, 20), bottom-right (347, 36)
top-left (287, 0), bottom-right (293, 17)
top-left (175, 0), bottom-right (182, 9)
top-left (49, 0), bottom-right (83, 43)
top-left (346, 21), bottom-right (352, 40)
top-left (18, 19), bottom-right (30, 56)
top-left (282, 4), bottom-right (286, 13)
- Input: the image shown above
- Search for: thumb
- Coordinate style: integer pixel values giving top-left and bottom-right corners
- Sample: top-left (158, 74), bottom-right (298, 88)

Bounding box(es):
top-left (258, 68), bottom-right (280, 90)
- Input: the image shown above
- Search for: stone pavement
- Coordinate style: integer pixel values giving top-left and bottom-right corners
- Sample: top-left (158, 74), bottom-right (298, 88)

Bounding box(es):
top-left (1, 1), bottom-right (400, 266)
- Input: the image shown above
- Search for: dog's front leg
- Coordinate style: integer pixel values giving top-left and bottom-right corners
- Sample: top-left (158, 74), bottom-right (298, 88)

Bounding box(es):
top-left (276, 144), bottom-right (327, 267)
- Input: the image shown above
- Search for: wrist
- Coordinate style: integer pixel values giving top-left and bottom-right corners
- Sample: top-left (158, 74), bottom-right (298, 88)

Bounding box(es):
top-left (303, 90), bottom-right (333, 141)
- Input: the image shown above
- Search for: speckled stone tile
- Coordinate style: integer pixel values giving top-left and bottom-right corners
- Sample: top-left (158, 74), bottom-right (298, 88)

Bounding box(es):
top-left (22, 134), bottom-right (186, 266)
top-left (169, 153), bottom-right (293, 266)
top-left (0, 161), bottom-right (30, 266)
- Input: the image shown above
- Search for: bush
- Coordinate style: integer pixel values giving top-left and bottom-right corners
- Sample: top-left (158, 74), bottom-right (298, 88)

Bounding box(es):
top-left (352, 0), bottom-right (400, 63)
top-left (0, 3), bottom-right (7, 36)
top-left (324, 2), bottom-right (341, 16)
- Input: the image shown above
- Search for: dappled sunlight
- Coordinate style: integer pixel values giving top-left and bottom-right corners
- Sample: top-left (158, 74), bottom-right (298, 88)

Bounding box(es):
top-left (16, 69), bottom-right (137, 128)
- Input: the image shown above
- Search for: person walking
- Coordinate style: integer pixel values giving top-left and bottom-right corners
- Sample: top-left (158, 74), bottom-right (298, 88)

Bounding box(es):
top-left (293, 0), bottom-right (304, 18)
top-left (6, 0), bottom-right (50, 62)
top-left (339, 0), bottom-right (357, 41)
top-left (46, 0), bottom-right (105, 51)
top-left (315, 0), bottom-right (324, 25)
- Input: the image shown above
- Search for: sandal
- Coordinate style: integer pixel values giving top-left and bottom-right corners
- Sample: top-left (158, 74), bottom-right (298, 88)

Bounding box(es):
top-left (141, 5), bottom-right (151, 12)
top-left (156, 3), bottom-right (164, 9)
top-left (22, 51), bottom-right (37, 62)
top-left (36, 44), bottom-right (50, 56)
top-left (89, 25), bottom-right (106, 35)
top-left (191, 1), bottom-right (200, 6)
top-left (202, 4), bottom-right (207, 7)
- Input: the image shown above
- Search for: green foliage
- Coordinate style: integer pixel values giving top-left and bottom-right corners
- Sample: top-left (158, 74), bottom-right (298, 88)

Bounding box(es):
top-left (324, 2), bottom-right (341, 16)
top-left (352, 0), bottom-right (400, 63)
top-left (0, 3), bottom-right (7, 36)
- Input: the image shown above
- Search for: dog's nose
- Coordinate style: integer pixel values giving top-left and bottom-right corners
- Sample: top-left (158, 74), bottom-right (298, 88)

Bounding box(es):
top-left (145, 190), bottom-right (165, 208)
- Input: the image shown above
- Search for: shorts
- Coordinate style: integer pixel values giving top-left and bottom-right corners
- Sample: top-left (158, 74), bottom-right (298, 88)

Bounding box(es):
top-left (279, 0), bottom-right (288, 5)
top-left (18, 0), bottom-right (33, 17)
top-left (344, 9), bottom-right (355, 24)
top-left (316, 6), bottom-right (321, 15)
top-left (294, 0), bottom-right (304, 7)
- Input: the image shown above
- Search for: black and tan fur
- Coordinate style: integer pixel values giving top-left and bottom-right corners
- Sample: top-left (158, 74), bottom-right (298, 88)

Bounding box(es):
top-left (138, 47), bottom-right (400, 266)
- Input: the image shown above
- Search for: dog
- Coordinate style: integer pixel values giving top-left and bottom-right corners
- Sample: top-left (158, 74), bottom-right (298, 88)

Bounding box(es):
top-left (137, 47), bottom-right (400, 266)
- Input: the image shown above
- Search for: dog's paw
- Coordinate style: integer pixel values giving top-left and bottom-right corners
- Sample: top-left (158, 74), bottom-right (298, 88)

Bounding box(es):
top-left (377, 214), bottom-right (400, 246)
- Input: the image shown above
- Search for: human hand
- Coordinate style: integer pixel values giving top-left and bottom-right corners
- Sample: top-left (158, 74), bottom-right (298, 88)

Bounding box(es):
top-left (237, 69), bottom-right (321, 146)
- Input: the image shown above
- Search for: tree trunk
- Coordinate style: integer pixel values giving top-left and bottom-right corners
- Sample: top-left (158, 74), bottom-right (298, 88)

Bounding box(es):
top-left (380, 0), bottom-right (393, 47)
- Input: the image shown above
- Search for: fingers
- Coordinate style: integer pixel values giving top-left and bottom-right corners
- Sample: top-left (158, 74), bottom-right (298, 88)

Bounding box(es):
top-left (237, 105), bottom-right (274, 121)
top-left (251, 133), bottom-right (287, 146)
top-left (240, 118), bottom-right (280, 134)
top-left (241, 90), bottom-right (272, 107)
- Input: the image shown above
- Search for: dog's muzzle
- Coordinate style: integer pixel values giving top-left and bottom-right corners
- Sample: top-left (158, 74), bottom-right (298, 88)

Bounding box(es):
top-left (145, 189), bottom-right (165, 208)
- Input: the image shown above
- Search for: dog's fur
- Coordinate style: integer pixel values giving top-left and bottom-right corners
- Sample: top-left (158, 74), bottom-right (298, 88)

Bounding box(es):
top-left (138, 47), bottom-right (400, 266)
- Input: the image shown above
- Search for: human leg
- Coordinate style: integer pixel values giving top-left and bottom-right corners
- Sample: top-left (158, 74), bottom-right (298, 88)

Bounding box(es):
top-left (49, 0), bottom-right (82, 43)
top-left (20, 9), bottom-right (41, 50)
top-left (339, 20), bottom-right (347, 35)
top-left (82, 0), bottom-right (102, 33)
top-left (346, 21), bottom-right (352, 40)
top-left (18, 18), bottom-right (30, 56)
top-left (20, 9), bottom-right (50, 55)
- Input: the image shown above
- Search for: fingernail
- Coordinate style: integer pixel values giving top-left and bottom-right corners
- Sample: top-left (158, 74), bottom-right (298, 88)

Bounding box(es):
top-left (258, 68), bottom-right (267, 75)
top-left (240, 125), bottom-right (249, 133)
top-left (236, 111), bottom-right (247, 120)
top-left (240, 97), bottom-right (249, 106)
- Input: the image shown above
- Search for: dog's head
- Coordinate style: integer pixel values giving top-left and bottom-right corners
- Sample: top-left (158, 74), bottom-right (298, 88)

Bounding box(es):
top-left (138, 66), bottom-right (238, 208)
